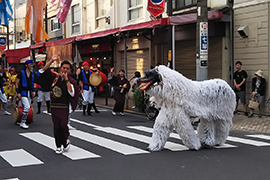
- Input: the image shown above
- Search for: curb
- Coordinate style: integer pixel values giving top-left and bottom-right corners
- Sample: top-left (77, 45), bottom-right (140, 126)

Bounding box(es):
top-left (96, 104), bottom-right (145, 116)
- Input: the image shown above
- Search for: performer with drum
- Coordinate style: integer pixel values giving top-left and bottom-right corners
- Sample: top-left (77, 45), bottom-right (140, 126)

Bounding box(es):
top-left (15, 60), bottom-right (36, 129)
top-left (35, 54), bottom-right (79, 154)
top-left (79, 62), bottom-right (93, 115)
top-left (36, 61), bottom-right (51, 114)
top-left (0, 68), bottom-right (11, 115)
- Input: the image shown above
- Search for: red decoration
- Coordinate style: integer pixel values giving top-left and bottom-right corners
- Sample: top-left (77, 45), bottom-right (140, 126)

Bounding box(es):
top-left (147, 0), bottom-right (165, 19)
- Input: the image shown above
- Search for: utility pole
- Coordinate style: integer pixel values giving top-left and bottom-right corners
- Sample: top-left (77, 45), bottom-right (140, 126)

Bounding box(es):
top-left (45, 2), bottom-right (48, 34)
top-left (14, 1), bottom-right (16, 49)
top-left (167, 0), bottom-right (175, 69)
top-left (196, 0), bottom-right (208, 81)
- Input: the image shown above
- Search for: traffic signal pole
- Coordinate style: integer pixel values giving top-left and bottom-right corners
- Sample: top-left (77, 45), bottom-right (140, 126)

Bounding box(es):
top-left (196, 0), bottom-right (208, 81)
top-left (167, 0), bottom-right (175, 70)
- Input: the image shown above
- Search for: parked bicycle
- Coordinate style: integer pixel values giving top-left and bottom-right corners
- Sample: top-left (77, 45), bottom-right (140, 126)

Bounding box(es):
top-left (143, 95), bottom-right (159, 120)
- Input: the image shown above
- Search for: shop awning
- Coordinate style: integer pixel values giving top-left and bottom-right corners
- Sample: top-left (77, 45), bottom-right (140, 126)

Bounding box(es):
top-left (20, 54), bottom-right (46, 63)
top-left (45, 37), bottom-right (76, 47)
top-left (76, 28), bottom-right (120, 41)
top-left (120, 18), bottom-right (169, 32)
top-left (30, 42), bottom-right (45, 50)
top-left (76, 18), bottom-right (169, 41)
top-left (6, 47), bottom-right (30, 63)
top-left (169, 10), bottom-right (223, 25)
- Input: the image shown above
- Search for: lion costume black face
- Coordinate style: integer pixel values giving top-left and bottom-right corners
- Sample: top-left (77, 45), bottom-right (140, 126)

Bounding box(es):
top-left (137, 68), bottom-right (160, 91)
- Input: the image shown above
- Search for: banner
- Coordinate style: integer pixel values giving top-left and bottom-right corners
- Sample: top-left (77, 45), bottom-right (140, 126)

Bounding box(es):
top-left (147, 0), bottom-right (165, 19)
top-left (0, 37), bottom-right (6, 51)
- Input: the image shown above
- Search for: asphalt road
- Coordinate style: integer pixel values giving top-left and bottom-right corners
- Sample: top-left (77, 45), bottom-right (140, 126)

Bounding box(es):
top-left (0, 106), bottom-right (270, 180)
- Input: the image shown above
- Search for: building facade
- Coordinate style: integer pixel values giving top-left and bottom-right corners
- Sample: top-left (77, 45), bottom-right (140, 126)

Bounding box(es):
top-left (234, 0), bottom-right (270, 108)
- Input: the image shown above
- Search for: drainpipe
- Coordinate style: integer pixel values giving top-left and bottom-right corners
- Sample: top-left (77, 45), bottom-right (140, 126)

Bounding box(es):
top-left (230, 2), bottom-right (234, 86)
top-left (124, 33), bottom-right (128, 109)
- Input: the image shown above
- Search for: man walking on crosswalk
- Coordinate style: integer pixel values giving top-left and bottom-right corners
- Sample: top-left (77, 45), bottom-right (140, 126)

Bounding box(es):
top-left (35, 53), bottom-right (79, 154)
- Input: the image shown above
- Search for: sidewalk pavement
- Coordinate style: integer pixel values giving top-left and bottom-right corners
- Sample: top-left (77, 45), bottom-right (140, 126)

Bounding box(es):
top-left (95, 97), bottom-right (270, 134)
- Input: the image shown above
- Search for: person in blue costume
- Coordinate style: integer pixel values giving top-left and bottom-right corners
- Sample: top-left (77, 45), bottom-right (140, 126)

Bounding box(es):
top-left (15, 60), bottom-right (36, 129)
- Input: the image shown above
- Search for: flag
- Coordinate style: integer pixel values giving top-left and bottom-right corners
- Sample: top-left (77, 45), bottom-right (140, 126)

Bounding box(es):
top-left (0, 0), bottom-right (13, 25)
top-left (25, 0), bottom-right (49, 42)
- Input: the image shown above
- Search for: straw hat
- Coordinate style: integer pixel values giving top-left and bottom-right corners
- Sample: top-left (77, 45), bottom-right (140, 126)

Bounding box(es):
top-left (255, 70), bottom-right (263, 77)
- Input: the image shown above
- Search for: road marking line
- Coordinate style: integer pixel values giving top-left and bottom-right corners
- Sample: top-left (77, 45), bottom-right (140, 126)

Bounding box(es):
top-left (3, 178), bottom-right (20, 180)
top-left (43, 110), bottom-right (108, 113)
top-left (20, 132), bottom-right (100, 160)
top-left (127, 126), bottom-right (236, 148)
top-left (70, 130), bottom-right (149, 155)
top-left (0, 149), bottom-right (43, 167)
top-left (95, 127), bottom-right (188, 151)
top-left (226, 136), bottom-right (270, 146)
top-left (43, 112), bottom-right (100, 128)
top-left (246, 134), bottom-right (270, 140)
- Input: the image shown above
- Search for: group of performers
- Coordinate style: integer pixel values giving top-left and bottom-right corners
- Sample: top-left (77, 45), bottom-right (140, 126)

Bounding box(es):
top-left (0, 53), bottom-right (131, 154)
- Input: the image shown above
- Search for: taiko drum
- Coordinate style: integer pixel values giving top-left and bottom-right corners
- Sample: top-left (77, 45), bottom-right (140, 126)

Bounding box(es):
top-left (12, 106), bottom-right (34, 123)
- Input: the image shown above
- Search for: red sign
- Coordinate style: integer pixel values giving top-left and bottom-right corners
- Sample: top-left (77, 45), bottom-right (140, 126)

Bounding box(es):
top-left (147, 0), bottom-right (165, 19)
top-left (0, 44), bottom-right (6, 51)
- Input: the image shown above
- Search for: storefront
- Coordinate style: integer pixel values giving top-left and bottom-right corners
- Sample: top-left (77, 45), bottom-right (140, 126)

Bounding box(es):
top-left (78, 40), bottom-right (113, 76)
top-left (153, 10), bottom-right (229, 82)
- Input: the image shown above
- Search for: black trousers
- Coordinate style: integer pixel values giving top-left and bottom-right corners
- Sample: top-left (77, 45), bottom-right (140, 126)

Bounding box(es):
top-left (51, 108), bottom-right (69, 148)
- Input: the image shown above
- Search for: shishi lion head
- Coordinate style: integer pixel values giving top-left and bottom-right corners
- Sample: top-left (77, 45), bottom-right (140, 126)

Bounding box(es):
top-left (137, 67), bottom-right (162, 93)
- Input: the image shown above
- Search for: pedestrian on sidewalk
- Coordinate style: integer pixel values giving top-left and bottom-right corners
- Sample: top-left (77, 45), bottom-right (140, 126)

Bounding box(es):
top-left (15, 60), bottom-right (36, 129)
top-left (34, 53), bottom-right (79, 154)
top-left (248, 70), bottom-right (266, 118)
top-left (108, 67), bottom-right (130, 116)
top-left (233, 61), bottom-right (248, 116)
top-left (35, 61), bottom-right (51, 114)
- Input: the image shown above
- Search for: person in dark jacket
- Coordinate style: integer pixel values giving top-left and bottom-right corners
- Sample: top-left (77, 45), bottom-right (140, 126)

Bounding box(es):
top-left (248, 70), bottom-right (266, 118)
top-left (108, 67), bottom-right (130, 115)
top-left (35, 54), bottom-right (79, 154)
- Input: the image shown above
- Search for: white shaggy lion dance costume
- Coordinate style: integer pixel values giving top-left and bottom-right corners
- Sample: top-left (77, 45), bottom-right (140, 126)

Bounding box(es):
top-left (138, 65), bottom-right (236, 151)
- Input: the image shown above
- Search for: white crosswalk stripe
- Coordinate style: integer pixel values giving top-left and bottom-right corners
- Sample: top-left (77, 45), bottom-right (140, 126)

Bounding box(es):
top-left (70, 130), bottom-right (149, 155)
top-left (0, 149), bottom-right (43, 167)
top-left (246, 134), bottom-right (270, 140)
top-left (95, 127), bottom-right (189, 151)
top-left (226, 136), bottom-right (270, 146)
top-left (127, 126), bottom-right (237, 148)
top-left (20, 132), bottom-right (100, 160)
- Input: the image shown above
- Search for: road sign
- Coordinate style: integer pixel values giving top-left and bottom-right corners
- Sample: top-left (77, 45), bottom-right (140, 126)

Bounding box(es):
top-left (147, 0), bottom-right (165, 18)
top-left (200, 22), bottom-right (208, 55)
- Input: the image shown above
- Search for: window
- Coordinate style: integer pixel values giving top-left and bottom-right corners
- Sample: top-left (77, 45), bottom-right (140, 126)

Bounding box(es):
top-left (173, 0), bottom-right (197, 10)
top-left (96, 0), bottom-right (107, 27)
top-left (71, 4), bottom-right (80, 34)
top-left (50, 18), bottom-right (60, 31)
top-left (128, 0), bottom-right (143, 21)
